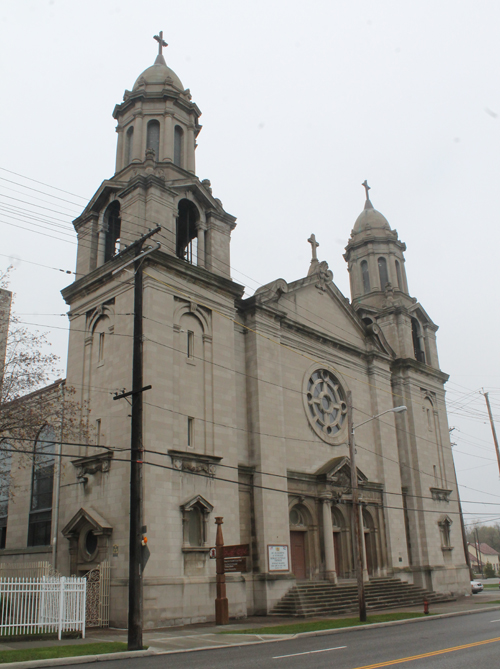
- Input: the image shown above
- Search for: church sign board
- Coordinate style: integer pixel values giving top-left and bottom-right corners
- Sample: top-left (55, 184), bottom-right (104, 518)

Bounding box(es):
top-left (209, 544), bottom-right (249, 573)
top-left (268, 545), bottom-right (289, 572)
top-left (224, 558), bottom-right (247, 573)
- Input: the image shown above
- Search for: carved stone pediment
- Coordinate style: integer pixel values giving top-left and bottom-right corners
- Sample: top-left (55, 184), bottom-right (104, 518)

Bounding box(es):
top-left (430, 487), bottom-right (452, 502)
top-left (316, 456), bottom-right (368, 490)
top-left (168, 450), bottom-right (222, 477)
top-left (71, 451), bottom-right (113, 480)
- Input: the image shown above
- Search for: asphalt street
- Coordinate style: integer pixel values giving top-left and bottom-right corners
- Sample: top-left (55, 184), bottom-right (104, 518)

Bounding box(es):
top-left (54, 610), bottom-right (500, 669)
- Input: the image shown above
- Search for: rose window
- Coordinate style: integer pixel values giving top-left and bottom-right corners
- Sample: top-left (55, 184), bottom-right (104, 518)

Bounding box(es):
top-left (305, 369), bottom-right (347, 443)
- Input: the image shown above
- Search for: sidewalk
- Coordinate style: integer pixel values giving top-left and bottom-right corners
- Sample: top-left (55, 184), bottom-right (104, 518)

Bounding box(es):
top-left (1, 590), bottom-right (499, 662)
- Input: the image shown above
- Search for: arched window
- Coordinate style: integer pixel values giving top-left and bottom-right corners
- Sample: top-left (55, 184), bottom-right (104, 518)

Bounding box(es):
top-left (125, 126), bottom-right (134, 165)
top-left (174, 126), bottom-right (183, 167)
top-left (104, 201), bottom-right (121, 262)
top-left (411, 317), bottom-right (426, 363)
top-left (378, 257), bottom-right (389, 290)
top-left (0, 444), bottom-right (12, 549)
top-left (28, 426), bottom-right (56, 547)
top-left (395, 260), bottom-right (402, 290)
top-left (146, 120), bottom-right (160, 160)
top-left (176, 199), bottom-right (198, 264)
top-left (361, 260), bottom-right (370, 294)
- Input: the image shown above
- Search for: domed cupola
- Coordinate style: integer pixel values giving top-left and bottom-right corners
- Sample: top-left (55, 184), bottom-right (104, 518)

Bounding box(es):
top-left (344, 181), bottom-right (409, 307)
top-left (112, 32), bottom-right (202, 175)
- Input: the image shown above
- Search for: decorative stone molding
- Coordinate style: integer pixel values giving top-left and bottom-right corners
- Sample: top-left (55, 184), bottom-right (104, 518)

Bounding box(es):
top-left (430, 487), bottom-right (452, 502)
top-left (168, 449), bottom-right (222, 477)
top-left (72, 452), bottom-right (113, 481)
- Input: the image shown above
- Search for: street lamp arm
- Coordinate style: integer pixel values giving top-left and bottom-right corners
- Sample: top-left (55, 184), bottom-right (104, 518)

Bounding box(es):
top-left (353, 406), bottom-right (407, 431)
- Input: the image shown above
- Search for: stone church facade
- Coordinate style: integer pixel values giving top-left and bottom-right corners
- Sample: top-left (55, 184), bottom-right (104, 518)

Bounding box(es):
top-left (0, 45), bottom-right (469, 627)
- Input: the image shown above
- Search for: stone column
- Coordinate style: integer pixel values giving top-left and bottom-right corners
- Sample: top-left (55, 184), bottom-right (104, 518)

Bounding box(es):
top-left (360, 506), bottom-right (369, 582)
top-left (115, 126), bottom-right (124, 173)
top-left (97, 210), bottom-right (107, 268)
top-left (163, 113), bottom-right (173, 162)
top-left (132, 113), bottom-right (143, 162)
top-left (196, 222), bottom-right (206, 268)
top-left (321, 494), bottom-right (337, 583)
top-left (186, 125), bottom-right (195, 173)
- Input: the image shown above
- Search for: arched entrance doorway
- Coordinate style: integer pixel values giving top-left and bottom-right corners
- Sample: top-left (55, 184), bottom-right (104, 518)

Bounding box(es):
top-left (332, 505), bottom-right (349, 579)
top-left (363, 508), bottom-right (378, 577)
top-left (289, 504), bottom-right (311, 580)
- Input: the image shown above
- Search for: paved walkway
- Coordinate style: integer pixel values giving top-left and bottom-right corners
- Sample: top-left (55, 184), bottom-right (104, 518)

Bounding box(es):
top-left (1, 588), bottom-right (499, 658)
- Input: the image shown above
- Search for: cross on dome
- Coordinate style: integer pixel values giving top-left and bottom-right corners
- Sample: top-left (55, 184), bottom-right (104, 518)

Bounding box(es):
top-left (362, 180), bottom-right (371, 200)
top-left (154, 31), bottom-right (168, 56)
top-left (308, 234), bottom-right (319, 261)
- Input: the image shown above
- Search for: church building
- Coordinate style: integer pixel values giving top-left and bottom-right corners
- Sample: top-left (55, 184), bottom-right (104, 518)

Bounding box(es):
top-left (1, 38), bottom-right (470, 627)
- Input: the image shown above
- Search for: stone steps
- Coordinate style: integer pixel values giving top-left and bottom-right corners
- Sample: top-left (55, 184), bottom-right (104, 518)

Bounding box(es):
top-left (271, 577), bottom-right (455, 617)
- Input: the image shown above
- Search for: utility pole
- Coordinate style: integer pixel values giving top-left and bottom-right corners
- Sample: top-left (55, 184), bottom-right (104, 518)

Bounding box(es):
top-left (483, 392), bottom-right (500, 478)
top-left (347, 391), bottom-right (366, 622)
top-left (113, 227), bottom-right (160, 651)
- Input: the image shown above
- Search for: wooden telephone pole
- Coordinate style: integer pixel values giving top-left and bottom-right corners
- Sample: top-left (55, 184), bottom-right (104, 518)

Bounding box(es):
top-left (113, 227), bottom-right (160, 651)
top-left (483, 392), bottom-right (500, 478)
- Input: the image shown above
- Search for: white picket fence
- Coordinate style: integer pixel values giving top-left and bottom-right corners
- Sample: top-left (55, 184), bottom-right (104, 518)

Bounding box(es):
top-left (0, 576), bottom-right (86, 639)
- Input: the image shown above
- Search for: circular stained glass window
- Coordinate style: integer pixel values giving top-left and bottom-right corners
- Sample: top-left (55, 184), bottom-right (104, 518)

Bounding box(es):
top-left (304, 368), bottom-right (347, 444)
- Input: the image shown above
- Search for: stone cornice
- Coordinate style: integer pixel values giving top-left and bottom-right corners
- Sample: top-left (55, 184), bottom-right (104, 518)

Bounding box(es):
top-left (390, 357), bottom-right (449, 382)
top-left (62, 248), bottom-right (245, 305)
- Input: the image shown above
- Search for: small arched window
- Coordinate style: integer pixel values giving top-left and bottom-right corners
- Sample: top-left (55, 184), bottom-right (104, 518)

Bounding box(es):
top-left (361, 260), bottom-right (370, 294)
top-left (0, 444), bottom-right (12, 549)
top-left (174, 126), bottom-right (184, 167)
top-left (146, 120), bottom-right (160, 160)
top-left (378, 257), bottom-right (389, 290)
top-left (28, 426), bottom-right (56, 547)
top-left (395, 260), bottom-right (403, 290)
top-left (176, 199), bottom-right (198, 264)
top-left (125, 126), bottom-right (134, 165)
top-left (104, 201), bottom-right (121, 262)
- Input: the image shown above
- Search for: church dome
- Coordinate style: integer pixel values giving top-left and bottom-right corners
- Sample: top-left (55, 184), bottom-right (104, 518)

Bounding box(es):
top-left (133, 58), bottom-right (184, 92)
top-left (352, 200), bottom-right (391, 234)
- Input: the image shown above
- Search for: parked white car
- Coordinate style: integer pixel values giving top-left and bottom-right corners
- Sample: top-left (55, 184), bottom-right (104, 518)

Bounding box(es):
top-left (471, 580), bottom-right (484, 594)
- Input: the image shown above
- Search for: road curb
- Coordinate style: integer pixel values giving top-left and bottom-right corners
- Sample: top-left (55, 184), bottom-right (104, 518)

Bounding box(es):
top-left (4, 606), bottom-right (500, 666)
top-left (0, 649), bottom-right (155, 669)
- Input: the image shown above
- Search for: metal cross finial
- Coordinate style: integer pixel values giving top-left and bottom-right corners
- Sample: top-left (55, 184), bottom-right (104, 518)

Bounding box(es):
top-left (362, 180), bottom-right (371, 200)
top-left (154, 31), bottom-right (168, 56)
top-left (308, 234), bottom-right (319, 261)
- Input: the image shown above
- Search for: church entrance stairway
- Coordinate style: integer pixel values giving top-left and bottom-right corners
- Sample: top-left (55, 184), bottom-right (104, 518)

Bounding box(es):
top-left (270, 577), bottom-right (455, 617)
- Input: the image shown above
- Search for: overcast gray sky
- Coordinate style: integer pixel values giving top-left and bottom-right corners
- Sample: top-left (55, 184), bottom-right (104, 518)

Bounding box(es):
top-left (1, 1), bottom-right (500, 528)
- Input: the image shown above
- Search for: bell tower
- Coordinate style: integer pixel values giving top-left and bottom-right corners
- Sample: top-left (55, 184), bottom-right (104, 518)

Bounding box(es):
top-left (71, 34), bottom-right (236, 282)
top-left (344, 183), bottom-right (439, 368)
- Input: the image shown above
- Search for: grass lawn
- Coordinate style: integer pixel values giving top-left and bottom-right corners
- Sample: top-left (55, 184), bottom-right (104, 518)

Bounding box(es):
top-left (483, 584), bottom-right (500, 589)
top-left (221, 612), bottom-right (426, 635)
top-left (0, 642), bottom-right (130, 664)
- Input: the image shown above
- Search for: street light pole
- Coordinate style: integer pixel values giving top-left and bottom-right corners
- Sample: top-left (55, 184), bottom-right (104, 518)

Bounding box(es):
top-left (347, 394), bottom-right (407, 623)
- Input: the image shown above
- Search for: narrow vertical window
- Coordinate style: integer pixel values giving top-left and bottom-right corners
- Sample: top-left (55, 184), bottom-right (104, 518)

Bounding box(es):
top-left (361, 260), bottom-right (370, 294)
top-left (187, 331), bottom-right (194, 358)
top-left (146, 120), bottom-right (160, 160)
top-left (28, 426), bottom-right (56, 547)
top-left (125, 126), bottom-right (134, 165)
top-left (187, 417), bottom-right (194, 448)
top-left (395, 260), bottom-right (402, 290)
top-left (174, 126), bottom-right (183, 167)
top-left (176, 199), bottom-right (199, 264)
top-left (96, 419), bottom-right (102, 446)
top-left (378, 257), bottom-right (389, 290)
top-left (0, 445), bottom-right (12, 549)
top-left (98, 332), bottom-right (105, 362)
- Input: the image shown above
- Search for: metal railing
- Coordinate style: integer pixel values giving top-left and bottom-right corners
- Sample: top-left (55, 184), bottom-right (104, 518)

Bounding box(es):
top-left (0, 576), bottom-right (86, 639)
